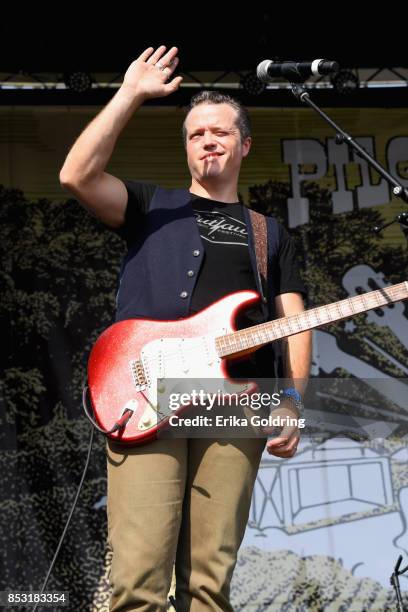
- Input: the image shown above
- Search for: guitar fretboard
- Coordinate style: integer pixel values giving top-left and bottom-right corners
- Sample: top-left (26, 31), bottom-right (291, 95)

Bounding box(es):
top-left (215, 281), bottom-right (408, 358)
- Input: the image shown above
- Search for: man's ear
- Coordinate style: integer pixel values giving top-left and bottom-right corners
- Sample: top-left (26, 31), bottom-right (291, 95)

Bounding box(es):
top-left (242, 136), bottom-right (252, 158)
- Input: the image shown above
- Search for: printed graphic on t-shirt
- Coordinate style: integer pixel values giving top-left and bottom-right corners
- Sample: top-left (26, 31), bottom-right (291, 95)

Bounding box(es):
top-left (193, 209), bottom-right (248, 246)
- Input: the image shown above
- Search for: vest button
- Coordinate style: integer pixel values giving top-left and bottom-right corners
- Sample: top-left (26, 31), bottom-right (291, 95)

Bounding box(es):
top-left (193, 249), bottom-right (200, 256)
top-left (180, 291), bottom-right (188, 298)
top-left (187, 270), bottom-right (194, 277)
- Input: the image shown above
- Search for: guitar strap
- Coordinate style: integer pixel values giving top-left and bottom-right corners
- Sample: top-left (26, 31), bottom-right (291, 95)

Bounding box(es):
top-left (248, 208), bottom-right (283, 377)
top-left (248, 208), bottom-right (268, 304)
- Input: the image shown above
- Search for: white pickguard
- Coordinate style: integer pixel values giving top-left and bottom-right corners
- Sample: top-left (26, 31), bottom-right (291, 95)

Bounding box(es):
top-left (133, 332), bottom-right (250, 429)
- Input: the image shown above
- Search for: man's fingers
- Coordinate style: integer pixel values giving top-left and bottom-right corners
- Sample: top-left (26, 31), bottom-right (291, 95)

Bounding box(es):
top-left (165, 75), bottom-right (183, 92)
top-left (146, 45), bottom-right (167, 65)
top-left (265, 424), bottom-right (297, 446)
top-left (161, 56), bottom-right (179, 80)
top-left (286, 434), bottom-right (300, 451)
top-left (169, 56), bottom-right (180, 72)
top-left (160, 46), bottom-right (179, 67)
top-left (266, 431), bottom-right (299, 455)
top-left (268, 445), bottom-right (298, 458)
top-left (139, 47), bottom-right (154, 62)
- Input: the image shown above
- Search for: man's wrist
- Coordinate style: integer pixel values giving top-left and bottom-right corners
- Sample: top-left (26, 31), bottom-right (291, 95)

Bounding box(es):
top-left (117, 85), bottom-right (147, 107)
top-left (279, 388), bottom-right (304, 417)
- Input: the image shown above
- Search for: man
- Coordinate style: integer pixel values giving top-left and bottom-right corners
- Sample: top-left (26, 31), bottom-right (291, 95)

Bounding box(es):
top-left (60, 45), bottom-right (312, 611)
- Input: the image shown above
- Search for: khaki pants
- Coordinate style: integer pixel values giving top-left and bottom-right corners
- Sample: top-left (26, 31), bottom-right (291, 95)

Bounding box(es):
top-left (106, 436), bottom-right (265, 611)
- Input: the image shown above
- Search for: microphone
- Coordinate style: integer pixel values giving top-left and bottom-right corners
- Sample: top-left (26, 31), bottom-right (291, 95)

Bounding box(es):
top-left (257, 59), bottom-right (340, 82)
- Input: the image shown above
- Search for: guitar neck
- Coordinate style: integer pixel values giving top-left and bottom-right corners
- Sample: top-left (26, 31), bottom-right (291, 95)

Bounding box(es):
top-left (216, 281), bottom-right (408, 358)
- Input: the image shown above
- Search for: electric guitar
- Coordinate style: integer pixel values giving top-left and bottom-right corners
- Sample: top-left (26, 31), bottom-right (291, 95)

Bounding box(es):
top-left (87, 282), bottom-right (408, 444)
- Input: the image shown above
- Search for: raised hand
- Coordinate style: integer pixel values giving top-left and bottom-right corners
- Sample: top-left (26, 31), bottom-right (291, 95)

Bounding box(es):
top-left (121, 45), bottom-right (183, 100)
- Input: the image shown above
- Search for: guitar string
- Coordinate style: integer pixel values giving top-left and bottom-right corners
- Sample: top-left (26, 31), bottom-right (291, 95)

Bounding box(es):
top-left (128, 286), bottom-right (407, 424)
top-left (137, 286), bottom-right (406, 366)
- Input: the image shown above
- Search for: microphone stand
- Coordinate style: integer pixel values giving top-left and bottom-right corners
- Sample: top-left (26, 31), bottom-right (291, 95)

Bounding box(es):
top-left (289, 82), bottom-right (408, 236)
top-left (390, 555), bottom-right (408, 611)
top-left (287, 77), bottom-right (408, 610)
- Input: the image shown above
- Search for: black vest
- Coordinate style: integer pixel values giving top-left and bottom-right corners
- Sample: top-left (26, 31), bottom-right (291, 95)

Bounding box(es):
top-left (115, 187), bottom-right (280, 323)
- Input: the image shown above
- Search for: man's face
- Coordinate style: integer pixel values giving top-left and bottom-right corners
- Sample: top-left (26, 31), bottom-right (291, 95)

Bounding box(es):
top-left (185, 103), bottom-right (251, 184)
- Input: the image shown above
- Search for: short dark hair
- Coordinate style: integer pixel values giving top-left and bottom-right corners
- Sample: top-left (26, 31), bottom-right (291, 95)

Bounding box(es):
top-left (182, 90), bottom-right (251, 146)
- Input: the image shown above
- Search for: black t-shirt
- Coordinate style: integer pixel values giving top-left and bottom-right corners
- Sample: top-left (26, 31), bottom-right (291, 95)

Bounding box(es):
top-left (116, 180), bottom-right (307, 377)
top-left (118, 180), bottom-right (307, 308)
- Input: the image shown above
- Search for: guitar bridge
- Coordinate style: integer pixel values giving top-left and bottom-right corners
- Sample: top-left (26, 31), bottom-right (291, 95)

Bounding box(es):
top-left (130, 359), bottom-right (148, 391)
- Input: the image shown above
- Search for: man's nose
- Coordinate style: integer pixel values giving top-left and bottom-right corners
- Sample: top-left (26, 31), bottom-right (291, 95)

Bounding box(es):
top-left (203, 131), bottom-right (216, 147)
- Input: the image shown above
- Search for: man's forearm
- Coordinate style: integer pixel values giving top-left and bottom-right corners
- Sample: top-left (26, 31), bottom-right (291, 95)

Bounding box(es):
top-left (60, 86), bottom-right (145, 184)
top-left (274, 292), bottom-right (312, 397)
top-left (280, 331), bottom-right (312, 396)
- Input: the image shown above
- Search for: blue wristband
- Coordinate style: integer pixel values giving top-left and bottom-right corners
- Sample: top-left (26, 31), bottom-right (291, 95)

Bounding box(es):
top-left (281, 388), bottom-right (302, 402)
